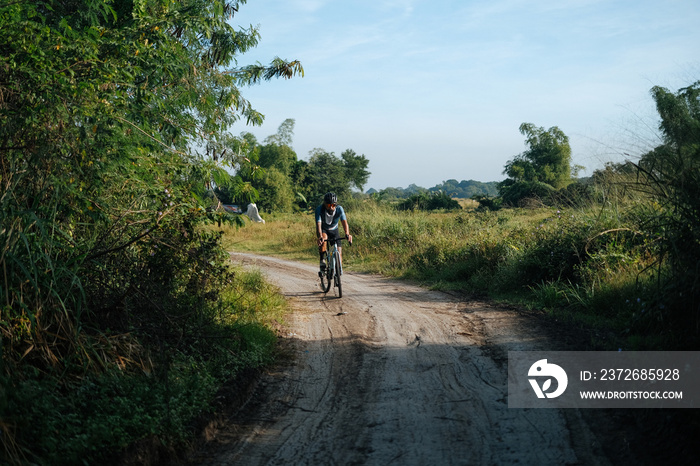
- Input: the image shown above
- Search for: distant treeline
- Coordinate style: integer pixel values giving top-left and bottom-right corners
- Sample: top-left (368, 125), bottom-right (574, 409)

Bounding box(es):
top-left (367, 179), bottom-right (500, 199)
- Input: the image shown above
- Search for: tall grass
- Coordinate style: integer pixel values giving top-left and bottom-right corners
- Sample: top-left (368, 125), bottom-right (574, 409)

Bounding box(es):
top-left (2, 265), bottom-right (286, 465)
top-left (217, 212), bottom-right (316, 261)
top-left (222, 192), bottom-right (673, 349)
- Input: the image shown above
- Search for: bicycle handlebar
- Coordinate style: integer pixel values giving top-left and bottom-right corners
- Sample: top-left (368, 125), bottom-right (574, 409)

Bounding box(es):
top-left (322, 236), bottom-right (352, 246)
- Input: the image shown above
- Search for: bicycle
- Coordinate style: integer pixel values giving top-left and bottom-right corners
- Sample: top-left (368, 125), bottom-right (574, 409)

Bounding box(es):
top-left (319, 236), bottom-right (351, 298)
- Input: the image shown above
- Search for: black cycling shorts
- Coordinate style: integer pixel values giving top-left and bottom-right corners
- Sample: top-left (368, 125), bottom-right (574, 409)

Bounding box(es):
top-left (323, 228), bottom-right (341, 246)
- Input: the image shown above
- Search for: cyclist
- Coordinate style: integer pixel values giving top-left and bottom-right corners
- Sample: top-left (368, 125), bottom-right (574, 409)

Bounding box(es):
top-left (315, 192), bottom-right (352, 272)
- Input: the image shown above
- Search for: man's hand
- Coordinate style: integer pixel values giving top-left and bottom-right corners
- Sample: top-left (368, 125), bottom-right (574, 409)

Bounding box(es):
top-left (347, 234), bottom-right (353, 245)
top-left (317, 236), bottom-right (325, 247)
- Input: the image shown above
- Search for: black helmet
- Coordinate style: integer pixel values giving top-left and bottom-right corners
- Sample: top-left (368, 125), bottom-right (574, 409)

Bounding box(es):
top-left (323, 192), bottom-right (337, 205)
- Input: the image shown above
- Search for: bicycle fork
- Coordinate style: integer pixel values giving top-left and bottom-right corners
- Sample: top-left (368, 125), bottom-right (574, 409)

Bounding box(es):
top-left (335, 246), bottom-right (342, 277)
top-left (331, 246), bottom-right (343, 276)
top-left (328, 247), bottom-right (336, 279)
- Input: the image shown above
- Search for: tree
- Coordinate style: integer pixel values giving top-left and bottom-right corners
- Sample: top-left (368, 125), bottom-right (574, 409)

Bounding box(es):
top-left (254, 167), bottom-right (295, 213)
top-left (499, 123), bottom-right (573, 205)
top-left (258, 140), bottom-right (298, 176)
top-left (0, 0), bottom-right (303, 380)
top-left (304, 148), bottom-right (371, 204)
top-left (239, 119), bottom-right (302, 211)
top-left (1, 1), bottom-right (305, 462)
top-left (259, 119), bottom-right (298, 175)
top-left (375, 187), bottom-right (406, 200)
top-left (341, 149), bottom-right (371, 191)
top-left (634, 82), bottom-right (700, 330)
top-left (264, 118), bottom-right (296, 147)
top-left (306, 149), bottom-right (350, 202)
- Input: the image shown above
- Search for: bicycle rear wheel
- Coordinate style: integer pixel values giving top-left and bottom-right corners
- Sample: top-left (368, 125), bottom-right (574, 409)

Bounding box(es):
top-left (319, 254), bottom-right (332, 293)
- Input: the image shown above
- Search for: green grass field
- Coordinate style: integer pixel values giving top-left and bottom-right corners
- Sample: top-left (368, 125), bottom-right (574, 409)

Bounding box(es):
top-left (220, 198), bottom-right (672, 350)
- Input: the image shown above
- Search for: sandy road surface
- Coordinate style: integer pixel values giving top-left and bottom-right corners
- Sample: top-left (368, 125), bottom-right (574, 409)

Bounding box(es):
top-left (190, 253), bottom-right (611, 465)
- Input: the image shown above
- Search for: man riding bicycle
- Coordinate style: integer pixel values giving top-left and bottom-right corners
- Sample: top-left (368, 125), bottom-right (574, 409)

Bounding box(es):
top-left (315, 192), bottom-right (352, 273)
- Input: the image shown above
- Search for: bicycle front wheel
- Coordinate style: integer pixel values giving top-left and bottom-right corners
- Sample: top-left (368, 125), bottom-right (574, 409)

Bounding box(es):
top-left (334, 258), bottom-right (342, 298)
top-left (334, 272), bottom-right (342, 298)
top-left (319, 255), bottom-right (332, 293)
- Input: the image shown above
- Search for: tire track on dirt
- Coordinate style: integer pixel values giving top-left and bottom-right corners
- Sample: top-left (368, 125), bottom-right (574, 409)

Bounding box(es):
top-left (189, 253), bottom-right (610, 465)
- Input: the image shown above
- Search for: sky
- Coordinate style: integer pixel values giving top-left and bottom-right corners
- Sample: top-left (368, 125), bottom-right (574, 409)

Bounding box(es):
top-left (230, 0), bottom-right (700, 191)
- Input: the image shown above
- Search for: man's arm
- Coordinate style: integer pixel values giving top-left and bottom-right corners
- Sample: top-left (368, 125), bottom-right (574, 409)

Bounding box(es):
top-left (341, 219), bottom-right (352, 244)
top-left (317, 221), bottom-right (324, 246)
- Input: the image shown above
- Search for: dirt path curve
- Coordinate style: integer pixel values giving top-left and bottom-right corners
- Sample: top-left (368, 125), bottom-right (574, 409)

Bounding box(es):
top-left (190, 253), bottom-right (611, 465)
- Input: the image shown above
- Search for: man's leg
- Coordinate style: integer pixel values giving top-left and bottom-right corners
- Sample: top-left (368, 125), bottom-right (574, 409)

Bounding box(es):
top-left (319, 232), bottom-right (328, 270)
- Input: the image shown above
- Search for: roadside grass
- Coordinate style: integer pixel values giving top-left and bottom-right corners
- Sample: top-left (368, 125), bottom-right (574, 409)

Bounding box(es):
top-left (4, 265), bottom-right (287, 466)
top-left (218, 212), bottom-right (316, 263)
top-left (221, 200), bottom-right (671, 350)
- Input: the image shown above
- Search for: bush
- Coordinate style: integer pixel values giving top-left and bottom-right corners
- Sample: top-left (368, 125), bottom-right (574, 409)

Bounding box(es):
top-left (396, 191), bottom-right (461, 211)
top-left (498, 180), bottom-right (556, 206)
top-left (1, 263), bottom-right (284, 465)
top-left (472, 195), bottom-right (502, 211)
top-left (551, 181), bottom-right (596, 208)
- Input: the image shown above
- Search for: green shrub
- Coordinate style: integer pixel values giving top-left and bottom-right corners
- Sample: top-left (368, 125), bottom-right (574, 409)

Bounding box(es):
top-left (498, 180), bottom-right (556, 206)
top-left (472, 195), bottom-right (503, 211)
top-left (396, 191), bottom-right (462, 211)
top-left (1, 264), bottom-right (283, 465)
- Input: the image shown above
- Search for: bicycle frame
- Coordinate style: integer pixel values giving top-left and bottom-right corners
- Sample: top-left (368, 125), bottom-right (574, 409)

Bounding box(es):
top-left (320, 236), bottom-right (350, 297)
top-left (328, 241), bottom-right (341, 278)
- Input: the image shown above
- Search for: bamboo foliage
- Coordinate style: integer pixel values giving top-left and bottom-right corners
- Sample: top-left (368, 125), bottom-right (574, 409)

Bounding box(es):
top-left (0, 0), bottom-right (303, 375)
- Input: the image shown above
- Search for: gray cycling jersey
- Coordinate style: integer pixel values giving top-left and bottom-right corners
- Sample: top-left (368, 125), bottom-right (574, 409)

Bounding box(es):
top-left (315, 204), bottom-right (346, 231)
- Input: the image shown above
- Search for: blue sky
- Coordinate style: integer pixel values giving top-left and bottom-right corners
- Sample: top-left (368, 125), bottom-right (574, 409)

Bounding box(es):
top-left (232, 0), bottom-right (700, 191)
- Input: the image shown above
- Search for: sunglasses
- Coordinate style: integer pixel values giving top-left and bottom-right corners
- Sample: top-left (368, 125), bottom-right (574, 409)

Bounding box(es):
top-left (326, 203), bottom-right (337, 208)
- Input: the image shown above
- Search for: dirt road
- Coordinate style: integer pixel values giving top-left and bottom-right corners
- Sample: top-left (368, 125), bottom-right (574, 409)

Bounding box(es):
top-left (190, 253), bottom-right (612, 465)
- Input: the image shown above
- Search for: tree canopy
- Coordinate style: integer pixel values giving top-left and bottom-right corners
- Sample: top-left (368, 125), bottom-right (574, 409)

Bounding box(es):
top-left (303, 148), bottom-right (370, 205)
top-left (499, 123), bottom-right (573, 205)
top-left (234, 122), bottom-right (371, 212)
top-left (0, 0), bottom-right (303, 380)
